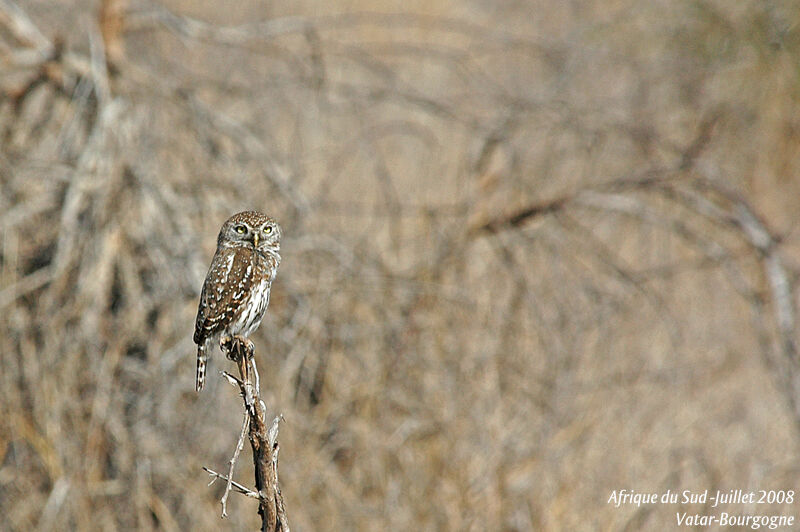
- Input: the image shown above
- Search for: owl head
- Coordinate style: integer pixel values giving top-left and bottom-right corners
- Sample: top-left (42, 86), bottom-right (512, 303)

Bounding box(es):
top-left (218, 210), bottom-right (281, 253)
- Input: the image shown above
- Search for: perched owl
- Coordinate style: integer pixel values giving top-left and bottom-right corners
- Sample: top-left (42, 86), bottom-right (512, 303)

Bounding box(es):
top-left (193, 211), bottom-right (282, 392)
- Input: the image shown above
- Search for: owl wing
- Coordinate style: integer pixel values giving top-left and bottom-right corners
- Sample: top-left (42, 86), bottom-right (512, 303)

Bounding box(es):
top-left (193, 246), bottom-right (256, 345)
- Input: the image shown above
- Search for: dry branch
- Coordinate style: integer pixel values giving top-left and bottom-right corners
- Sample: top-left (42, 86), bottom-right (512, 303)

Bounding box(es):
top-left (206, 337), bottom-right (289, 532)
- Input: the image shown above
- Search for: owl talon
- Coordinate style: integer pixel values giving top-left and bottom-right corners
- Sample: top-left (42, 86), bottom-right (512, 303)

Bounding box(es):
top-left (243, 338), bottom-right (254, 359)
top-left (220, 335), bottom-right (233, 358)
top-left (223, 335), bottom-right (254, 361)
top-left (237, 336), bottom-right (254, 360)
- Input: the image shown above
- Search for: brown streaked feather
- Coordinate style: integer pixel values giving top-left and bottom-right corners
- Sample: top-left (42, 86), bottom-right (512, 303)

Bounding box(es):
top-left (193, 245), bottom-right (256, 345)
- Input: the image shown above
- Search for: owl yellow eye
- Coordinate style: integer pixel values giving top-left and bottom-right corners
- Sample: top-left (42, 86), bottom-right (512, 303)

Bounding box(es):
top-left (263, 226), bottom-right (272, 234)
top-left (235, 225), bottom-right (246, 234)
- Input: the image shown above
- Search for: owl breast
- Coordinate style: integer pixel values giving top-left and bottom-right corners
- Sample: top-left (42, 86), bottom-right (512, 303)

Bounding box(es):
top-left (230, 277), bottom-right (272, 337)
top-left (226, 248), bottom-right (278, 339)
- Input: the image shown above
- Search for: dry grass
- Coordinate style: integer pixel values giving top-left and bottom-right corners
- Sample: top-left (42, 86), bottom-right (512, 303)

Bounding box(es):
top-left (2, 0), bottom-right (800, 530)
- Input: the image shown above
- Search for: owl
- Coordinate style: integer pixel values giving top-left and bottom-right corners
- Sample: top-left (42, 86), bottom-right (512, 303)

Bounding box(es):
top-left (193, 211), bottom-right (282, 392)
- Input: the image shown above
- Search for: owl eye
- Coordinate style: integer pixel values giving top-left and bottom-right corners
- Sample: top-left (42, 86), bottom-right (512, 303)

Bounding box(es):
top-left (235, 225), bottom-right (247, 234)
top-left (263, 226), bottom-right (272, 234)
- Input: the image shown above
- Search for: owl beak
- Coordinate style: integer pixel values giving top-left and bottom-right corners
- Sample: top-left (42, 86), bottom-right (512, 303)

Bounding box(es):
top-left (252, 233), bottom-right (260, 247)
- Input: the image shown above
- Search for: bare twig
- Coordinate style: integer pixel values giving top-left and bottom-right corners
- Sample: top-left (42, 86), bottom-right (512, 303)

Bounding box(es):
top-left (203, 467), bottom-right (259, 499)
top-left (220, 409), bottom-right (250, 518)
top-left (206, 337), bottom-right (289, 532)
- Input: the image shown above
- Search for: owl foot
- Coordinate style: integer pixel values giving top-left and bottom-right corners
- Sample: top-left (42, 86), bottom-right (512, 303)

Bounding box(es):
top-left (221, 335), bottom-right (254, 361)
top-left (220, 335), bottom-right (233, 359)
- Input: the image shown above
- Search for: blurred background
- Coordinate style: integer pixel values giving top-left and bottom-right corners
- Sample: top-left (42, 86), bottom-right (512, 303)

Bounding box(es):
top-left (1, 0), bottom-right (800, 530)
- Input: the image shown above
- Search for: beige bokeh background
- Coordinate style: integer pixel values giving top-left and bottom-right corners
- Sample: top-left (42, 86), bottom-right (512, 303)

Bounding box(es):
top-left (1, 0), bottom-right (800, 530)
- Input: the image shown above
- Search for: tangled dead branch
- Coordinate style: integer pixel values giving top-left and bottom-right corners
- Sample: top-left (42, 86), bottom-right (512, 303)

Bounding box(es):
top-left (473, 114), bottom-right (800, 432)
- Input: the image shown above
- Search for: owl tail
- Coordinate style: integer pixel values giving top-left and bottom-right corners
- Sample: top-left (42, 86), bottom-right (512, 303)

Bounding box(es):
top-left (196, 345), bottom-right (208, 392)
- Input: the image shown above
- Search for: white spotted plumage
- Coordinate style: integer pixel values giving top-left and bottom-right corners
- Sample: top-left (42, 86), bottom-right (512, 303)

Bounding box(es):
top-left (193, 211), bottom-right (281, 392)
